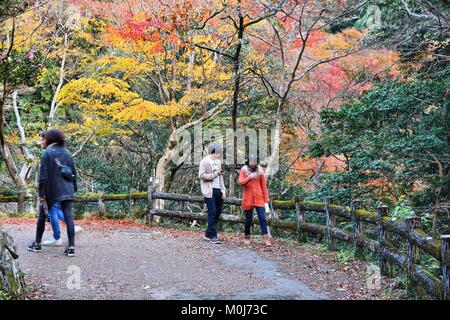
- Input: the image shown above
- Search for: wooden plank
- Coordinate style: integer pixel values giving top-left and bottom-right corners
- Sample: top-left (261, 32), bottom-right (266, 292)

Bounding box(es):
top-left (148, 208), bottom-right (298, 230)
top-left (152, 192), bottom-right (242, 206)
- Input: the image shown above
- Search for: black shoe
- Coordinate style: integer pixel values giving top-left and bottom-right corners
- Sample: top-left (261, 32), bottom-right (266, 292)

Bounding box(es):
top-left (27, 241), bottom-right (42, 252)
top-left (64, 247), bottom-right (75, 257)
top-left (209, 237), bottom-right (221, 244)
top-left (203, 232), bottom-right (212, 241)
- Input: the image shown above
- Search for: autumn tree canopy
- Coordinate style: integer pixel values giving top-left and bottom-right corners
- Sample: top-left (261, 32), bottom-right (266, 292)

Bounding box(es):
top-left (0, 0), bottom-right (447, 232)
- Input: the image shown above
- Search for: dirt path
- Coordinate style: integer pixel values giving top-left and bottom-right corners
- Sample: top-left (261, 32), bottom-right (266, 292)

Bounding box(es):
top-left (1, 218), bottom-right (400, 300)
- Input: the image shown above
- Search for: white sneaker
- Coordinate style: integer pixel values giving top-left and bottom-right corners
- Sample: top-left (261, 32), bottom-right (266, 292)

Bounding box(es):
top-left (42, 237), bottom-right (63, 246)
top-left (74, 226), bottom-right (83, 234)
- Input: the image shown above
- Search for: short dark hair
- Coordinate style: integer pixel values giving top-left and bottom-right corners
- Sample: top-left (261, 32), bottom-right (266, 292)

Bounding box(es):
top-left (42, 129), bottom-right (65, 146)
top-left (208, 142), bottom-right (222, 155)
top-left (245, 154), bottom-right (258, 166)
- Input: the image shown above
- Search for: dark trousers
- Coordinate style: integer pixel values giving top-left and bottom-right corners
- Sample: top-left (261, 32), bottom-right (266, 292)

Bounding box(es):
top-left (36, 200), bottom-right (75, 247)
top-left (204, 188), bottom-right (223, 238)
top-left (244, 206), bottom-right (268, 236)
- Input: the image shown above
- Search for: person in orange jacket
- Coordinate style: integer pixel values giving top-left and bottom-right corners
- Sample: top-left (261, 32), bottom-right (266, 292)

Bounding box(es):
top-left (238, 154), bottom-right (271, 246)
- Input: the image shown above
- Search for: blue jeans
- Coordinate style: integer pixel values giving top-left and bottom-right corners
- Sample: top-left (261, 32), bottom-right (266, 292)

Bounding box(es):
top-left (36, 201), bottom-right (75, 247)
top-left (48, 202), bottom-right (65, 240)
top-left (244, 206), bottom-right (268, 236)
top-left (204, 188), bottom-right (223, 238)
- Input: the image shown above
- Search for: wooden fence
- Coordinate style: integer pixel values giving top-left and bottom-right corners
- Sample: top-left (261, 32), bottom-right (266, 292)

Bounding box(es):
top-left (1, 190), bottom-right (449, 299)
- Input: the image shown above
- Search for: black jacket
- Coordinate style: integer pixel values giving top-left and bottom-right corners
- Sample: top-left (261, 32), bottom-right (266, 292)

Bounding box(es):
top-left (38, 144), bottom-right (78, 205)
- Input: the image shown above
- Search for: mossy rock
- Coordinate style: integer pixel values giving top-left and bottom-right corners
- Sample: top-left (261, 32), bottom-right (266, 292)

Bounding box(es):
top-left (0, 230), bottom-right (26, 300)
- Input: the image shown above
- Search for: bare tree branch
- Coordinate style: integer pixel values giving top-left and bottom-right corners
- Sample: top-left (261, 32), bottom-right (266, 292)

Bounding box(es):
top-left (194, 43), bottom-right (234, 60)
top-left (48, 33), bottom-right (68, 127)
top-left (72, 131), bottom-right (95, 158)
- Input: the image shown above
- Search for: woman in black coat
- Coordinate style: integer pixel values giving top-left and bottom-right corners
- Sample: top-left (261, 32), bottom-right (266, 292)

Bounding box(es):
top-left (28, 129), bottom-right (78, 257)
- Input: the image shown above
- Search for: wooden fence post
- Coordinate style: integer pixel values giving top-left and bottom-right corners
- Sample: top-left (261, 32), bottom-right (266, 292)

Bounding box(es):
top-left (405, 216), bottom-right (422, 294)
top-left (351, 200), bottom-right (364, 259)
top-left (128, 189), bottom-right (134, 219)
top-left (295, 196), bottom-right (306, 242)
top-left (147, 183), bottom-right (155, 225)
top-left (377, 205), bottom-right (391, 276)
top-left (325, 196), bottom-right (336, 250)
top-left (441, 235), bottom-right (450, 300)
top-left (98, 192), bottom-right (105, 217)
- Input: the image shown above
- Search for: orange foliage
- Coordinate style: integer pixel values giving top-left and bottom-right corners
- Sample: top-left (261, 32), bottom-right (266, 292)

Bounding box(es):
top-left (280, 30), bottom-right (400, 186)
top-left (283, 128), bottom-right (347, 188)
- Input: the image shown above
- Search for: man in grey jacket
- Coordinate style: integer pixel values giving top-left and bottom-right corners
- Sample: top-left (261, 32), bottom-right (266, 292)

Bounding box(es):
top-left (198, 143), bottom-right (227, 244)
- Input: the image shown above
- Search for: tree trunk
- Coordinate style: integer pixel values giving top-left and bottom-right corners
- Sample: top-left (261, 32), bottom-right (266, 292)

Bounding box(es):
top-left (154, 101), bottom-right (228, 214)
top-left (0, 144), bottom-right (28, 214)
top-left (228, 12), bottom-right (245, 198)
top-left (266, 110), bottom-right (281, 188)
top-left (155, 133), bottom-right (178, 211)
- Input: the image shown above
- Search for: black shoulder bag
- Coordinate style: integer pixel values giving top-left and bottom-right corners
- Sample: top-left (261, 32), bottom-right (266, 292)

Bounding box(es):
top-left (49, 149), bottom-right (75, 182)
top-left (54, 157), bottom-right (75, 181)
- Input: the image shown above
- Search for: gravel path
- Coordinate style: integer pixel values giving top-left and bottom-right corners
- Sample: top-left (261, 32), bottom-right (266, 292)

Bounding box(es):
top-left (2, 217), bottom-right (405, 300)
top-left (1, 219), bottom-right (327, 300)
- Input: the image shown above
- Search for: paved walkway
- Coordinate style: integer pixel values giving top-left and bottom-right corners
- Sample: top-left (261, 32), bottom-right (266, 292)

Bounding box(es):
top-left (1, 218), bottom-right (397, 300)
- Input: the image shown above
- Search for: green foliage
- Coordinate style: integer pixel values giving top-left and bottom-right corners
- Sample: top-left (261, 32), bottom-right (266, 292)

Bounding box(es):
top-left (0, 0), bottom-right (31, 22)
top-left (0, 289), bottom-right (12, 300)
top-left (421, 256), bottom-right (441, 277)
top-left (335, 249), bottom-right (354, 265)
top-left (364, 0), bottom-right (449, 75)
top-left (310, 76), bottom-right (449, 207)
top-left (303, 171), bottom-right (368, 207)
top-left (0, 50), bottom-right (43, 88)
top-left (390, 200), bottom-right (415, 219)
